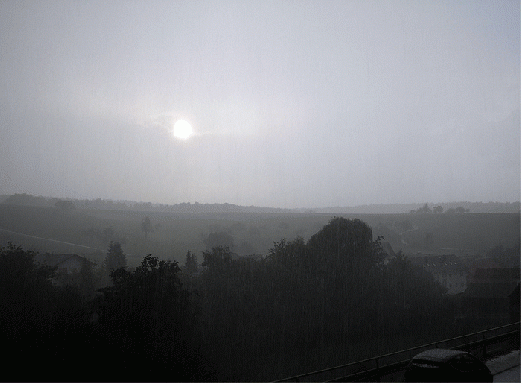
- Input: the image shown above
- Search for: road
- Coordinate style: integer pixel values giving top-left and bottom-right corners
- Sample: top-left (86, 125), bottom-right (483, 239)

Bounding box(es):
top-left (0, 227), bottom-right (99, 250)
top-left (0, 227), bottom-right (138, 259)
top-left (494, 365), bottom-right (520, 382)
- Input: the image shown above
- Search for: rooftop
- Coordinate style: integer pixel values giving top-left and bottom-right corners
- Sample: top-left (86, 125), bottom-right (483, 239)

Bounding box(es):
top-left (34, 253), bottom-right (95, 268)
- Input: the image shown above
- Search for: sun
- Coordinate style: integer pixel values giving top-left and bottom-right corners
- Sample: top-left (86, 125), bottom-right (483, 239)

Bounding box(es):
top-left (172, 119), bottom-right (193, 140)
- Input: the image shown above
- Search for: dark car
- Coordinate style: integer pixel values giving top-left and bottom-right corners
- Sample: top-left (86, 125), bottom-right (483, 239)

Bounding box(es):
top-left (403, 349), bottom-right (493, 382)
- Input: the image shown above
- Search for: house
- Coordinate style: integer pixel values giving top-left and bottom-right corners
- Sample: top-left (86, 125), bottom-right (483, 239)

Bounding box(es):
top-left (464, 259), bottom-right (520, 321)
top-left (34, 253), bottom-right (96, 286)
top-left (380, 241), bottom-right (397, 265)
top-left (34, 253), bottom-right (95, 274)
top-left (410, 254), bottom-right (468, 294)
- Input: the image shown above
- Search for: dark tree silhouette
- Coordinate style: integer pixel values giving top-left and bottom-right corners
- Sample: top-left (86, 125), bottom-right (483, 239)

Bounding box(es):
top-left (0, 243), bottom-right (55, 341)
top-left (202, 245), bottom-right (234, 272)
top-left (95, 254), bottom-right (211, 381)
top-left (104, 241), bottom-right (126, 272)
top-left (204, 231), bottom-right (235, 252)
top-left (0, 244), bottom-right (90, 381)
top-left (184, 250), bottom-right (198, 274)
top-left (307, 216), bottom-right (384, 269)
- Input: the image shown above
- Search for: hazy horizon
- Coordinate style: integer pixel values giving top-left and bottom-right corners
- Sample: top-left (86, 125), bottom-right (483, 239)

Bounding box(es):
top-left (1, 1), bottom-right (519, 209)
top-left (2, 192), bottom-right (520, 213)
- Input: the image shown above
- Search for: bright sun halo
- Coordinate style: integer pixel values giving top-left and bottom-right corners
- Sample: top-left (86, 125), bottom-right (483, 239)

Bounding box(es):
top-left (172, 119), bottom-right (193, 140)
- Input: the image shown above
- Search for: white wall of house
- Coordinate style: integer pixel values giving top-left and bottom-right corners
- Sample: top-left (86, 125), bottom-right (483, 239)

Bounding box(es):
top-left (59, 257), bottom-right (84, 274)
top-left (434, 271), bottom-right (467, 295)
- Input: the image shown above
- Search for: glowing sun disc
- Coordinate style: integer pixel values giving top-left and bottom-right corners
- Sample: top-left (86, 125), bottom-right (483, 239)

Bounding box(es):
top-left (172, 119), bottom-right (193, 140)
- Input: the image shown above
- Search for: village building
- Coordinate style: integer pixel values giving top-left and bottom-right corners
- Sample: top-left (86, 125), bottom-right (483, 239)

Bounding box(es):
top-left (34, 253), bottom-right (96, 288)
top-left (464, 258), bottom-right (520, 322)
top-left (409, 253), bottom-right (468, 295)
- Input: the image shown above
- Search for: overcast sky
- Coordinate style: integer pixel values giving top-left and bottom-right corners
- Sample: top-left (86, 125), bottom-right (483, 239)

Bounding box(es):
top-left (1, 0), bottom-right (519, 208)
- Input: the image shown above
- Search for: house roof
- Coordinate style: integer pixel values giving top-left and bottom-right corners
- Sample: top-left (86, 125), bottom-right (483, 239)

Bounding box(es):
top-left (468, 267), bottom-right (520, 283)
top-left (34, 253), bottom-right (96, 268)
top-left (466, 267), bottom-right (519, 299)
top-left (469, 257), bottom-right (501, 272)
top-left (466, 282), bottom-right (519, 299)
top-left (409, 254), bottom-right (467, 273)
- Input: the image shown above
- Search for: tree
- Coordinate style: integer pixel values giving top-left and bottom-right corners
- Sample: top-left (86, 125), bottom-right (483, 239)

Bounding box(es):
top-left (267, 237), bottom-right (308, 269)
top-left (104, 241), bottom-right (126, 272)
top-left (303, 218), bottom-right (386, 350)
top-left (417, 203), bottom-right (432, 214)
top-left (307, 217), bottom-right (382, 269)
top-left (96, 254), bottom-right (210, 381)
top-left (77, 259), bottom-right (96, 298)
top-left (0, 243), bottom-right (56, 336)
top-left (202, 246), bottom-right (234, 273)
top-left (0, 244), bottom-right (91, 381)
top-left (433, 205), bottom-right (443, 214)
top-left (141, 216), bottom-right (152, 239)
top-left (192, 217), bottom-right (460, 381)
top-left (204, 231), bottom-right (235, 252)
top-left (383, 251), bottom-right (447, 318)
top-left (184, 250), bottom-right (198, 274)
top-left (102, 227), bottom-right (115, 244)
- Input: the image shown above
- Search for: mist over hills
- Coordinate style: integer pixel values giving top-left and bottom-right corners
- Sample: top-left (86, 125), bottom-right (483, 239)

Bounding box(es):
top-left (1, 193), bottom-right (519, 214)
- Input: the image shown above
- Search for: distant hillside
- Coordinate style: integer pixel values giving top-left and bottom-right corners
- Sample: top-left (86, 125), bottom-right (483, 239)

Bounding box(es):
top-left (312, 201), bottom-right (520, 214)
top-left (1, 193), bottom-right (291, 214)
top-left (2, 193), bottom-right (519, 214)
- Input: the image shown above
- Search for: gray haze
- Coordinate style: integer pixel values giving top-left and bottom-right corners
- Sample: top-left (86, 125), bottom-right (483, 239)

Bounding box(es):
top-left (1, 0), bottom-right (519, 209)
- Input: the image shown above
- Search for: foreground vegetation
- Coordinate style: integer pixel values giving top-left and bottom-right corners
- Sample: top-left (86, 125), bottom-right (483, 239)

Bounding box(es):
top-left (1, 216), bottom-right (518, 381)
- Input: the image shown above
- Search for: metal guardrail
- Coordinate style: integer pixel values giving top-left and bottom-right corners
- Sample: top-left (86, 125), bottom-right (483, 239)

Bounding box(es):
top-left (275, 321), bottom-right (520, 382)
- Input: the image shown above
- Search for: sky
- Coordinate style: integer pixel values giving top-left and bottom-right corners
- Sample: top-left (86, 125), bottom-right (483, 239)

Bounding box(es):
top-left (1, 0), bottom-right (519, 209)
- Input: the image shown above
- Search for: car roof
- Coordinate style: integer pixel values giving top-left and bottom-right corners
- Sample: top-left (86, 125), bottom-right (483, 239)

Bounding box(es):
top-left (412, 349), bottom-right (468, 363)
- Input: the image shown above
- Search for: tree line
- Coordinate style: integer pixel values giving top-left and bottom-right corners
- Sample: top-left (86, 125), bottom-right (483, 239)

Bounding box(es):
top-left (0, 243), bottom-right (212, 381)
top-left (0, 217), bottom-right (509, 381)
top-left (192, 218), bottom-right (454, 380)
